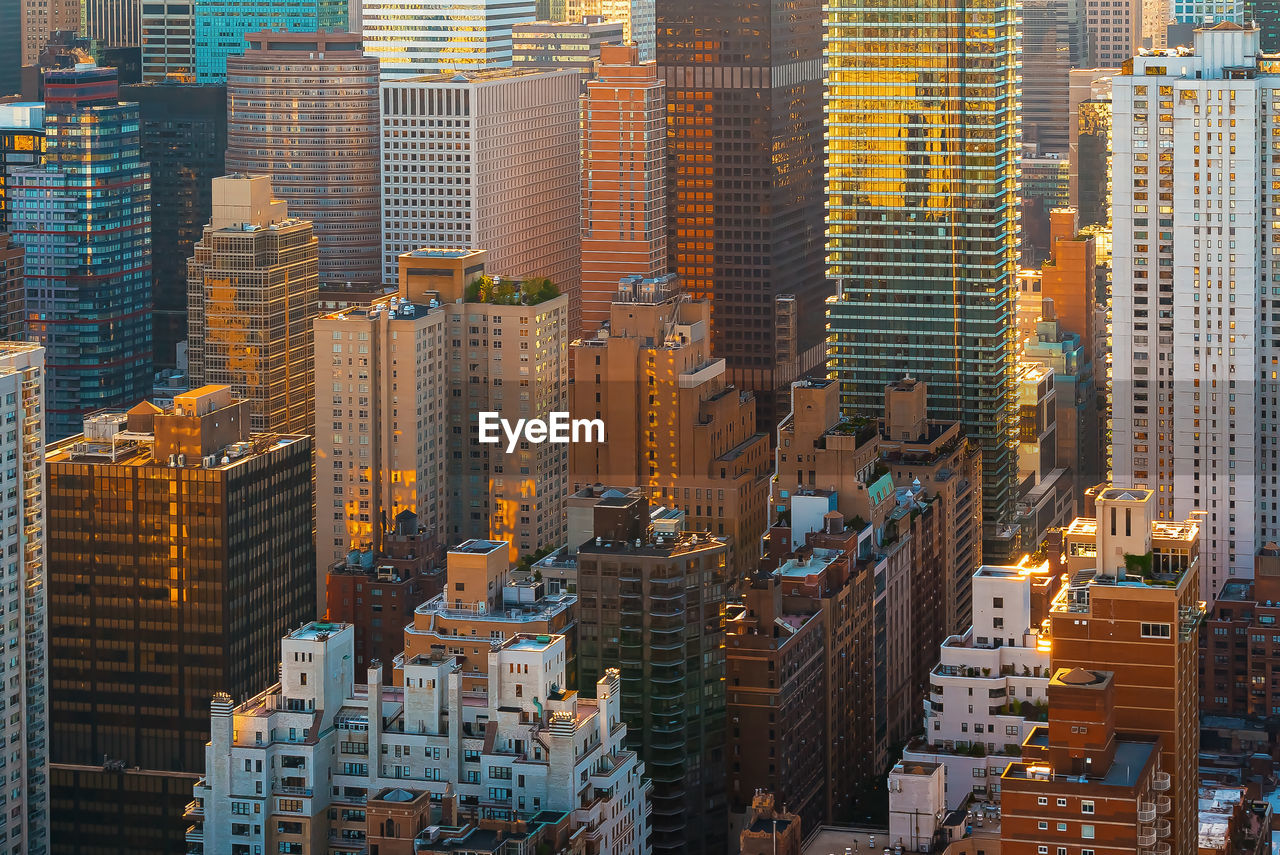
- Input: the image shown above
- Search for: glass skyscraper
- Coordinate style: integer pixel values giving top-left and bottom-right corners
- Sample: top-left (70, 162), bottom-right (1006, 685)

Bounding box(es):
top-left (9, 63), bottom-right (152, 441)
top-left (825, 0), bottom-right (1022, 558)
top-left (657, 0), bottom-right (828, 430)
top-left (192, 0), bottom-right (348, 82)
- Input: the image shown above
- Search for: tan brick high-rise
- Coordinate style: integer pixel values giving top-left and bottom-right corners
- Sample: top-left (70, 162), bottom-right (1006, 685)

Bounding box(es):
top-left (21, 0), bottom-right (80, 64)
top-left (581, 43), bottom-right (666, 334)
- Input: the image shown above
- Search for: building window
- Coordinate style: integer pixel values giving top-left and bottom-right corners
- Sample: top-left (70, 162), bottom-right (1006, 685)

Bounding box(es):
top-left (1038, 821), bottom-right (1048, 830)
top-left (1082, 825), bottom-right (1095, 839)
top-left (1038, 797), bottom-right (1048, 806)
top-left (1141, 623), bottom-right (1171, 638)
top-left (1081, 800), bottom-right (1094, 815)
top-left (1038, 848), bottom-right (1048, 855)
top-left (1057, 798), bottom-right (1067, 807)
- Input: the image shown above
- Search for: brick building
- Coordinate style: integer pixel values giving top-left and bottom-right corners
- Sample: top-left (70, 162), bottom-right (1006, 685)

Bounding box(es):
top-left (1200, 543), bottom-right (1280, 718)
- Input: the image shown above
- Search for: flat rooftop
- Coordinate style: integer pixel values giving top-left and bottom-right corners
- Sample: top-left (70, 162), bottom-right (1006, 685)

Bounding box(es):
top-left (1006, 737), bottom-right (1157, 789)
top-left (452, 540), bottom-right (507, 556)
top-left (290, 622), bottom-right (349, 641)
top-left (505, 634), bottom-right (557, 653)
top-left (776, 548), bottom-right (843, 579)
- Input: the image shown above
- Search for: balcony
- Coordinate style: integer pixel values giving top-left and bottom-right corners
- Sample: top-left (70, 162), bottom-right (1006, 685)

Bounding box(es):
top-left (1137, 827), bottom-right (1156, 847)
top-left (1155, 795), bottom-right (1171, 814)
top-left (1150, 843), bottom-right (1171, 855)
top-left (1151, 771), bottom-right (1171, 791)
top-left (1153, 819), bottom-right (1170, 839)
top-left (1137, 801), bottom-right (1155, 823)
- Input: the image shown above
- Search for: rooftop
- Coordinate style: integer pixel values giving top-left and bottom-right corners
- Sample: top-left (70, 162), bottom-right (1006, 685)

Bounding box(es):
top-left (290, 621), bottom-right (349, 642)
top-left (1007, 734), bottom-right (1157, 789)
top-left (452, 540), bottom-right (507, 556)
top-left (776, 548), bottom-right (844, 579)
top-left (505, 634), bottom-right (557, 653)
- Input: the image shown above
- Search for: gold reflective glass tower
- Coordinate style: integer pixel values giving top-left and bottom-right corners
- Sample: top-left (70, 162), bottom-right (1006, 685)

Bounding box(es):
top-left (825, 0), bottom-right (1022, 558)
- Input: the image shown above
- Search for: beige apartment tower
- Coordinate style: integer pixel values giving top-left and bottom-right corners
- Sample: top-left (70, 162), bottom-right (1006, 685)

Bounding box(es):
top-left (316, 248), bottom-right (568, 567)
top-left (569, 274), bottom-right (771, 581)
top-left (21, 0), bottom-right (81, 64)
top-left (227, 31), bottom-right (381, 287)
top-left (580, 43), bottom-right (667, 334)
top-left (188, 174), bottom-right (319, 436)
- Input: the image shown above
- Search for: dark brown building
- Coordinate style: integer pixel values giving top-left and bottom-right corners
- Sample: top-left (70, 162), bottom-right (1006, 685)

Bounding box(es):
top-left (575, 490), bottom-right (729, 855)
top-left (0, 232), bottom-right (21, 339)
top-left (326, 511), bottom-right (444, 669)
top-left (1200, 544), bottom-right (1280, 719)
top-left (657, 0), bottom-right (828, 429)
top-left (46, 385), bottom-right (315, 855)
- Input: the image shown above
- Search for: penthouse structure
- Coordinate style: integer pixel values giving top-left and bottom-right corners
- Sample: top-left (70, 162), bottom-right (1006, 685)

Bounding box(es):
top-left (46, 386), bottom-right (314, 854)
top-left (191, 623), bottom-right (649, 855)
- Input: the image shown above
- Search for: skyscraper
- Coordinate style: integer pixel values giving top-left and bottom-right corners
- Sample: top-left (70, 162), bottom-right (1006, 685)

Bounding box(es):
top-left (379, 68), bottom-right (581, 329)
top-left (361, 0), bottom-right (536, 76)
top-left (9, 63), bottom-right (153, 441)
top-left (0, 343), bottom-right (50, 855)
top-left (85, 0), bottom-right (142, 46)
top-left (140, 2), bottom-right (196, 80)
top-left (0, 235), bottom-right (24, 340)
top-left (1111, 23), bottom-right (1269, 600)
top-left (1022, 0), bottom-right (1088, 155)
top-left (20, 0), bottom-right (80, 64)
top-left (187, 175), bottom-right (318, 436)
top-left (1087, 0), bottom-right (1142, 65)
top-left (825, 0), bottom-right (1022, 558)
top-left (193, 0), bottom-right (348, 82)
top-left (569, 276), bottom-right (772, 581)
top-left (226, 31), bottom-right (380, 288)
top-left (0, 102), bottom-right (44, 233)
top-left (658, 0), bottom-right (827, 429)
top-left (120, 80), bottom-right (226, 368)
top-left (566, 0), bottom-right (656, 60)
top-left (581, 43), bottom-right (666, 333)
top-left (46, 385), bottom-right (314, 855)
top-left (512, 16), bottom-right (626, 77)
top-left (0, 0), bottom-right (20, 96)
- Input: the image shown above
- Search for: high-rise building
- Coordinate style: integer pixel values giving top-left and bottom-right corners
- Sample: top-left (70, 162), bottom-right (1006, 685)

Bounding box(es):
top-left (999, 667), bottom-right (1168, 855)
top-left (512, 16), bottom-right (625, 77)
top-left (1022, 0), bottom-right (1088, 155)
top-left (361, 0), bottom-right (535, 76)
top-left (120, 80), bottom-right (226, 369)
top-left (86, 0), bottom-right (141, 46)
top-left (187, 175), bottom-right (318, 436)
top-left (46, 385), bottom-right (314, 855)
top-left (189, 623), bottom-right (649, 855)
top-left (659, 0), bottom-right (826, 429)
top-left (825, 0), bottom-right (1022, 560)
top-left (380, 68), bottom-right (581, 329)
top-left (140, 2), bottom-right (195, 80)
top-left (568, 276), bottom-right (771, 581)
top-left (0, 0), bottom-right (20, 96)
top-left (226, 31), bottom-right (381, 288)
top-left (1199, 543), bottom-right (1280, 718)
top-left (316, 249), bottom-right (570, 569)
top-left (20, 0), bottom-right (80, 65)
top-left (1172, 0), bottom-right (1243, 22)
top-left (0, 234), bottom-right (23, 340)
top-left (1111, 24), bottom-right (1274, 600)
top-left (1050, 487), bottom-right (1204, 855)
top-left (0, 344), bottom-right (50, 855)
top-left (0, 102), bottom-right (45, 231)
top-left (9, 63), bottom-right (153, 441)
top-left (901, 561), bottom-right (1061, 811)
top-left (580, 43), bottom-right (666, 333)
top-left (573, 490), bottom-right (729, 855)
top-left (1069, 70), bottom-right (1114, 229)
top-left (1087, 0), bottom-right (1141, 64)
top-left (1258, 0), bottom-right (1280, 51)
top-left (193, 0), bottom-right (348, 82)
top-left (564, 0), bottom-right (654, 59)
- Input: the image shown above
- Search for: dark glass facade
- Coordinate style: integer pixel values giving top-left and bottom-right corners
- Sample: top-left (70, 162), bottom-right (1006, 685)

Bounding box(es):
top-left (0, 105), bottom-right (44, 234)
top-left (120, 82), bottom-right (226, 369)
top-left (575, 496), bottom-right (729, 855)
top-left (1256, 0), bottom-right (1280, 51)
top-left (46, 429), bottom-right (315, 854)
top-left (657, 0), bottom-right (828, 429)
top-left (1022, 0), bottom-right (1086, 155)
top-left (9, 65), bottom-right (152, 440)
top-left (0, 0), bottom-right (18, 98)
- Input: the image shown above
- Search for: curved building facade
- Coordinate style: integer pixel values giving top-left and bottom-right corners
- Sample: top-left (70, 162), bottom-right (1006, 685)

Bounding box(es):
top-left (227, 31), bottom-right (381, 287)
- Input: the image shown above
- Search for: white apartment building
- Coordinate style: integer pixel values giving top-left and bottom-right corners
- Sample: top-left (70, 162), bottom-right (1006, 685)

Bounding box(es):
top-left (315, 296), bottom-right (449, 569)
top-left (0, 344), bottom-right (49, 855)
top-left (1111, 23), bottom-right (1271, 601)
top-left (379, 68), bottom-right (581, 329)
top-left (191, 622), bottom-right (650, 855)
top-left (901, 563), bottom-right (1058, 810)
top-left (362, 0), bottom-right (535, 77)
